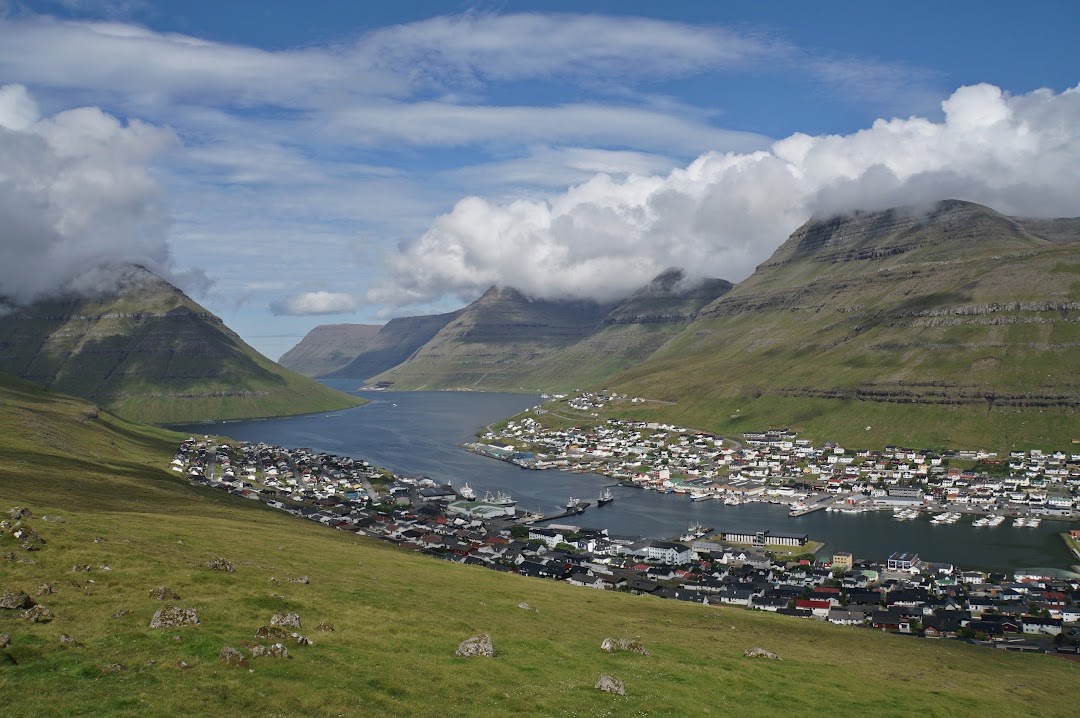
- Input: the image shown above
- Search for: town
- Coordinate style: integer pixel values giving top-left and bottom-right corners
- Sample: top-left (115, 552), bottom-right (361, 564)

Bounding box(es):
top-left (469, 393), bottom-right (1080, 526)
top-left (171, 434), bottom-right (1080, 657)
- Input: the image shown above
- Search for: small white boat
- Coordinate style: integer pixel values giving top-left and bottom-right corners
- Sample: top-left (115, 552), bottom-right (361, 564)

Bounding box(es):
top-left (459, 483), bottom-right (477, 501)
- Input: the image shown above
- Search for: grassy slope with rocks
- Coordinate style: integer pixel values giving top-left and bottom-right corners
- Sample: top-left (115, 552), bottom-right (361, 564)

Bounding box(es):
top-left (0, 266), bottom-right (361, 424)
top-left (277, 323), bottom-right (383, 377)
top-left (607, 201), bottom-right (1080, 451)
top-left (1, 371), bottom-right (1078, 716)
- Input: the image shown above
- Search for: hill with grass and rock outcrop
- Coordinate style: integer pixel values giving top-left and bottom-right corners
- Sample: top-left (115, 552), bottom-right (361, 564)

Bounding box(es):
top-left (0, 266), bottom-right (362, 424)
top-left (605, 200), bottom-right (1080, 449)
top-left (1, 369), bottom-right (1077, 717)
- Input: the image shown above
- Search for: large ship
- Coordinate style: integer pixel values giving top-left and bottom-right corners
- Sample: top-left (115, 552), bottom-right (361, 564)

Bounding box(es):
top-left (483, 490), bottom-right (516, 507)
top-left (458, 483), bottom-right (476, 501)
top-left (597, 488), bottom-right (614, 506)
top-left (566, 497), bottom-right (585, 514)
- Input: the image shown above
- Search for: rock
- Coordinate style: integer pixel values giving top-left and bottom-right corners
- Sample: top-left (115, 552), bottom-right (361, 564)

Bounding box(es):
top-left (41, 515), bottom-right (65, 524)
top-left (72, 564), bottom-right (91, 573)
top-left (218, 646), bottom-right (247, 667)
top-left (288, 576), bottom-right (310, 584)
top-left (595, 674), bottom-right (625, 695)
top-left (255, 625), bottom-right (291, 640)
top-left (35, 584), bottom-right (52, 597)
top-left (0, 590), bottom-right (32, 610)
top-left (13, 526), bottom-right (42, 544)
top-left (173, 635), bottom-right (183, 643)
top-left (23, 605), bottom-right (53, 623)
top-left (454, 634), bottom-right (495, 658)
top-left (59, 633), bottom-right (79, 646)
top-left (0, 520), bottom-right (10, 531)
top-left (102, 663), bottom-right (126, 673)
top-left (8, 507), bottom-right (31, 520)
top-left (178, 661), bottom-right (192, 670)
top-left (743, 647), bottom-right (782, 660)
top-left (111, 609), bottom-right (130, 619)
top-left (93, 537), bottom-right (106, 543)
top-left (99, 564), bottom-right (112, 572)
top-left (20, 542), bottom-right (39, 552)
top-left (205, 557), bottom-right (235, 572)
top-left (295, 635), bottom-right (313, 646)
top-left (270, 612), bottom-right (301, 629)
top-left (315, 622), bottom-right (335, 633)
top-left (600, 638), bottom-right (649, 656)
top-left (517, 602), bottom-right (539, 613)
top-left (149, 586), bottom-right (180, 601)
top-left (0, 634), bottom-right (9, 648)
top-left (149, 605), bottom-right (199, 629)
top-left (250, 643), bottom-right (289, 659)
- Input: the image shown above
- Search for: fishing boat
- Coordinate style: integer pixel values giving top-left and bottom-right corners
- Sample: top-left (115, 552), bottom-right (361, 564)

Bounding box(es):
top-left (566, 497), bottom-right (585, 514)
top-left (597, 488), bottom-right (614, 506)
top-left (458, 483), bottom-right (477, 501)
top-left (484, 490), bottom-right (516, 507)
top-left (690, 490), bottom-right (714, 502)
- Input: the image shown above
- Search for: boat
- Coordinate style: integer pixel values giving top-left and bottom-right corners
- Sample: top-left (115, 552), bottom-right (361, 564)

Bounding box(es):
top-left (972, 516), bottom-right (990, 527)
top-left (566, 497), bottom-right (585, 514)
top-left (690, 491), bottom-right (714, 502)
top-left (1027, 516), bottom-right (1041, 527)
top-left (1012, 517), bottom-right (1027, 528)
top-left (458, 483), bottom-right (477, 501)
top-left (597, 488), bottom-right (614, 506)
top-left (484, 490), bottom-right (516, 507)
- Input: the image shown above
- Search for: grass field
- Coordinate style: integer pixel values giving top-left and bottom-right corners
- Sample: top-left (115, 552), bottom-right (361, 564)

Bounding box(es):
top-left (2, 372), bottom-right (1079, 717)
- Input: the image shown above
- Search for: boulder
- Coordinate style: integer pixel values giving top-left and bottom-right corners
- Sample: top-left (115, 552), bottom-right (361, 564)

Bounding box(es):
top-left (250, 643), bottom-right (289, 659)
top-left (595, 674), bottom-right (625, 695)
top-left (0, 634), bottom-right (9, 648)
top-left (0, 520), bottom-right (10, 531)
top-left (205, 557), bottom-right (235, 572)
top-left (270, 612), bottom-right (301, 629)
top-left (218, 646), bottom-right (247, 667)
top-left (149, 586), bottom-right (180, 601)
top-left (517, 602), bottom-right (539, 613)
top-left (288, 576), bottom-right (310, 584)
top-left (454, 634), bottom-right (495, 658)
top-left (111, 609), bottom-right (130, 619)
top-left (23, 605), bottom-right (53, 623)
top-left (255, 625), bottom-right (291, 640)
top-left (295, 635), bottom-right (313, 646)
top-left (59, 633), bottom-right (79, 646)
top-left (13, 526), bottom-right (42, 543)
top-left (8, 507), bottom-right (31, 520)
top-left (600, 638), bottom-right (649, 656)
top-left (102, 663), bottom-right (126, 673)
top-left (315, 621), bottom-right (335, 633)
top-left (743, 647), bottom-right (781, 660)
top-left (72, 565), bottom-right (91, 573)
top-left (0, 590), bottom-right (32, 610)
top-left (149, 605), bottom-right (199, 629)
top-left (41, 515), bottom-right (65, 524)
top-left (35, 584), bottom-right (52, 597)
top-left (178, 661), bottom-right (192, 670)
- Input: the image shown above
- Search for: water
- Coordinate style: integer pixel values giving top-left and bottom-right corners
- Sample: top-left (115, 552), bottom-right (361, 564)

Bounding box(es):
top-left (173, 382), bottom-right (1078, 572)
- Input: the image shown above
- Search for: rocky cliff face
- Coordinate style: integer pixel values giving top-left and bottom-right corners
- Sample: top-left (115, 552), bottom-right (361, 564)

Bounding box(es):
top-left (278, 324), bottom-right (382, 377)
top-left (0, 266), bottom-right (361, 423)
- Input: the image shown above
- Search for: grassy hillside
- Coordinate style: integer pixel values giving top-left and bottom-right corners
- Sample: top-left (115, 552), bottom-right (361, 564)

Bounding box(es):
top-left (609, 201), bottom-right (1080, 450)
top-left (0, 266), bottom-right (362, 424)
top-left (277, 323), bottom-right (382, 377)
top-left (2, 372), bottom-right (1079, 716)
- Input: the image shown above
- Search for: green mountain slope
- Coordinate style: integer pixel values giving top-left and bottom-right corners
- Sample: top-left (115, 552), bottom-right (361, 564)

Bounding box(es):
top-left (364, 271), bottom-right (731, 391)
top-left (0, 266), bottom-right (362, 424)
top-left (278, 323), bottom-right (382, 377)
top-left (608, 200), bottom-right (1080, 449)
top-left (2, 372), bottom-right (1077, 717)
top-left (326, 309), bottom-right (464, 382)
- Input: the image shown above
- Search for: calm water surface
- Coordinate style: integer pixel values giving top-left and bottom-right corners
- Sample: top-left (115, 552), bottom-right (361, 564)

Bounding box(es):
top-left (174, 382), bottom-right (1078, 572)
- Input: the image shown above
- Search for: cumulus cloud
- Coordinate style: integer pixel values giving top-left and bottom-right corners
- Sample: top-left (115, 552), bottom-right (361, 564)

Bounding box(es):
top-left (370, 83), bottom-right (1080, 307)
top-left (0, 83), bottom-right (181, 304)
top-left (270, 291), bottom-right (360, 316)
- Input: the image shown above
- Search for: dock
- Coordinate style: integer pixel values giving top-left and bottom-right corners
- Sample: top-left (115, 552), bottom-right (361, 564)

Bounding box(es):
top-left (535, 502), bottom-right (592, 522)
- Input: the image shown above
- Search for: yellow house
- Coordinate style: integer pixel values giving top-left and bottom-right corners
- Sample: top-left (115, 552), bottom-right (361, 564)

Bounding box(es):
top-left (832, 552), bottom-right (854, 571)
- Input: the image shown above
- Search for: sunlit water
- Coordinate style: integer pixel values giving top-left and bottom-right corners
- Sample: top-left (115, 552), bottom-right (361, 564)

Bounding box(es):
top-left (172, 381), bottom-right (1078, 572)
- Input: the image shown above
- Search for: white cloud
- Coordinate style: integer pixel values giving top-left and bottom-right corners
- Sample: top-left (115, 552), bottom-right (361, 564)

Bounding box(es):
top-left (270, 291), bottom-right (360, 316)
top-left (371, 83), bottom-right (1080, 307)
top-left (0, 83), bottom-right (179, 304)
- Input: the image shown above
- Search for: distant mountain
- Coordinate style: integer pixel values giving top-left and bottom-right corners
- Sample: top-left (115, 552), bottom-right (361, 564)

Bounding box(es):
top-left (325, 309), bottom-right (463, 382)
top-left (279, 323), bottom-right (382, 377)
top-left (609, 200), bottom-right (1080, 449)
top-left (0, 266), bottom-right (362, 424)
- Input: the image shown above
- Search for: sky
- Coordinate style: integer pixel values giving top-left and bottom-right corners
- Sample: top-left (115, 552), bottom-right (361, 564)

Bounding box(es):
top-left (1, 1), bottom-right (1079, 358)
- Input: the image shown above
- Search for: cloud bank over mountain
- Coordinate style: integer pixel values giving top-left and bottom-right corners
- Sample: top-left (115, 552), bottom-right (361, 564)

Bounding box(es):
top-left (0, 83), bottom-right (180, 304)
top-left (371, 83), bottom-right (1080, 307)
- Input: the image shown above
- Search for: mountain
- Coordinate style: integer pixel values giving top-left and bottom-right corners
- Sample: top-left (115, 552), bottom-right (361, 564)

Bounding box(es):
top-left (278, 323), bottom-right (382, 377)
top-left (326, 309), bottom-right (463, 382)
top-left (3, 370), bottom-right (1074, 716)
top-left (608, 200), bottom-right (1080, 449)
top-left (316, 270), bottom-right (731, 390)
top-left (0, 266), bottom-right (362, 424)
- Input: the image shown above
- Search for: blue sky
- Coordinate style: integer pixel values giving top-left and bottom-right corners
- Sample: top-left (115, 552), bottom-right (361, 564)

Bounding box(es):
top-left (1, 1), bottom-right (1078, 358)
